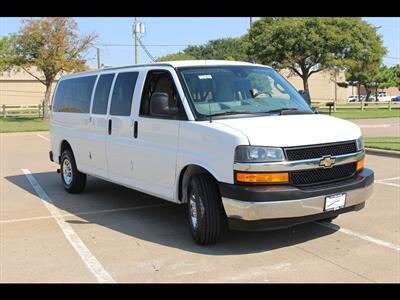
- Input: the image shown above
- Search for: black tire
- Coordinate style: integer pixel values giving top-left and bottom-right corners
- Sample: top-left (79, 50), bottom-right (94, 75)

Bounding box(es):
top-left (60, 149), bottom-right (86, 193)
top-left (321, 215), bottom-right (338, 223)
top-left (187, 173), bottom-right (221, 245)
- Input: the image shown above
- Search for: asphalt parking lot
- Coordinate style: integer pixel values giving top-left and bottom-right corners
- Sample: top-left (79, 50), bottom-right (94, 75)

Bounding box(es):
top-left (0, 131), bottom-right (399, 283)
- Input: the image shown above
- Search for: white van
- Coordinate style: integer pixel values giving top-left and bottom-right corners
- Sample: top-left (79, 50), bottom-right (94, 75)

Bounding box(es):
top-left (49, 60), bottom-right (374, 245)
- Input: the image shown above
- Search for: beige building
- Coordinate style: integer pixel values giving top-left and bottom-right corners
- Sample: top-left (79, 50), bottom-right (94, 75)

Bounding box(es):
top-left (0, 67), bottom-right (61, 106)
top-left (1, 66), bottom-right (399, 106)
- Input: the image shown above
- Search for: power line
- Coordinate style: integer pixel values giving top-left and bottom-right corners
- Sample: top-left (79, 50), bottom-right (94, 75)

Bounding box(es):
top-left (93, 43), bottom-right (200, 47)
top-left (138, 38), bottom-right (156, 62)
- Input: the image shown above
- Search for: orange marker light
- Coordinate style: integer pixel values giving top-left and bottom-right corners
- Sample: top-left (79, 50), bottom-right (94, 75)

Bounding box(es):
top-left (236, 172), bottom-right (289, 183)
top-left (356, 158), bottom-right (365, 171)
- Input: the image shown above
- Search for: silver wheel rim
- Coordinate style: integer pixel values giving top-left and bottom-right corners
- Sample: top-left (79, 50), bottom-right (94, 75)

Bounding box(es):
top-left (63, 158), bottom-right (73, 185)
top-left (189, 192), bottom-right (198, 230)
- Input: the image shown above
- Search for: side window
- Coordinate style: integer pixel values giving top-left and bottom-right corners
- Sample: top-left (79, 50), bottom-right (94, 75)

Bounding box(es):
top-left (110, 72), bottom-right (138, 116)
top-left (53, 76), bottom-right (97, 113)
top-left (92, 73), bottom-right (115, 114)
top-left (140, 70), bottom-right (183, 119)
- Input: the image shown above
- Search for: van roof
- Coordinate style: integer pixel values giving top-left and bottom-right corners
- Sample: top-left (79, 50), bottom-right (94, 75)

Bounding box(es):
top-left (60, 60), bottom-right (271, 79)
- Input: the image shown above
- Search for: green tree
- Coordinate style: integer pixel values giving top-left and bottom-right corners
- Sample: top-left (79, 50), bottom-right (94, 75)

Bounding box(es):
top-left (156, 51), bottom-right (196, 62)
top-left (185, 37), bottom-right (249, 61)
top-left (390, 65), bottom-right (400, 89)
top-left (156, 37), bottom-right (249, 62)
top-left (0, 17), bottom-right (97, 119)
top-left (247, 17), bottom-right (386, 104)
top-left (370, 66), bottom-right (398, 99)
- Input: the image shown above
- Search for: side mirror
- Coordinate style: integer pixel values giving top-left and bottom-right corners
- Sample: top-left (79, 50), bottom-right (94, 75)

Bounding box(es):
top-left (298, 90), bottom-right (310, 102)
top-left (150, 92), bottom-right (178, 116)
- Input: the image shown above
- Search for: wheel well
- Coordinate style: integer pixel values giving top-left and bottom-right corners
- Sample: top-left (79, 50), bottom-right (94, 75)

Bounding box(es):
top-left (178, 165), bottom-right (220, 204)
top-left (59, 140), bottom-right (72, 164)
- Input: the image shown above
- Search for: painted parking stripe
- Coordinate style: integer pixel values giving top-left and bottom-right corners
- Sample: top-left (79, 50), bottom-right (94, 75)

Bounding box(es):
top-left (316, 221), bottom-right (400, 252)
top-left (0, 203), bottom-right (171, 224)
top-left (376, 181), bottom-right (400, 188)
top-left (376, 177), bottom-right (400, 182)
top-left (37, 134), bottom-right (50, 142)
top-left (375, 177), bottom-right (400, 188)
top-left (22, 169), bottom-right (115, 283)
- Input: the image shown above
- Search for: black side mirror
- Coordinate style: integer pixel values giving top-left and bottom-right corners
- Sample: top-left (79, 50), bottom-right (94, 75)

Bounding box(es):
top-left (298, 90), bottom-right (310, 102)
top-left (150, 92), bottom-right (178, 116)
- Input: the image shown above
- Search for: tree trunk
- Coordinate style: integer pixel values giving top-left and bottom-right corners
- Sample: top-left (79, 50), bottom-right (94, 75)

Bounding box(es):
top-left (43, 81), bottom-right (53, 120)
top-left (358, 84), bottom-right (364, 111)
top-left (365, 87), bottom-right (371, 104)
top-left (302, 75), bottom-right (311, 105)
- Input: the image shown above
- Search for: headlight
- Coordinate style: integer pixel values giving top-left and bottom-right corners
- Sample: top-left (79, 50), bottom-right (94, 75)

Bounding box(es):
top-left (356, 136), bottom-right (364, 151)
top-left (235, 146), bottom-right (285, 163)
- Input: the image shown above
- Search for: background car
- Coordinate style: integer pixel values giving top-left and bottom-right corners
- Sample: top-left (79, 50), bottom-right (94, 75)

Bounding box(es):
top-left (347, 95), bottom-right (360, 102)
top-left (391, 96), bottom-right (400, 102)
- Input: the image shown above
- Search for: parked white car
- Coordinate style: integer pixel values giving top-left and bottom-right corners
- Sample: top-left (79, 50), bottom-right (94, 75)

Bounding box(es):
top-left (49, 60), bottom-right (374, 245)
top-left (347, 95), bottom-right (360, 102)
top-left (377, 95), bottom-right (392, 102)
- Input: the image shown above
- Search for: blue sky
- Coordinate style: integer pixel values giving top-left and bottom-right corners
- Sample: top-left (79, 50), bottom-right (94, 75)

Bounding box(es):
top-left (1, 17), bottom-right (399, 67)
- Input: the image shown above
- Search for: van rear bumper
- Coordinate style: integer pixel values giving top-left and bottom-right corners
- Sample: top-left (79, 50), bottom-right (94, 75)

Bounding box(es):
top-left (219, 168), bottom-right (374, 231)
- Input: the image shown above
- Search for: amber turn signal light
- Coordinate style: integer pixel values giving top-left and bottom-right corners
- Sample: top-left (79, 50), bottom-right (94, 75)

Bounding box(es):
top-left (356, 158), bottom-right (365, 171)
top-left (236, 172), bottom-right (289, 183)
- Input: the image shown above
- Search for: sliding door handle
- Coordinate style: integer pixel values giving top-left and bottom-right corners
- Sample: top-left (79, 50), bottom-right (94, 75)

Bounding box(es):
top-left (108, 119), bottom-right (112, 135)
top-left (134, 121), bottom-right (138, 138)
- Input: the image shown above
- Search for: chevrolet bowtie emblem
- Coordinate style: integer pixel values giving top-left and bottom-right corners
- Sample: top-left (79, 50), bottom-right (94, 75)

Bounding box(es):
top-left (319, 156), bottom-right (336, 168)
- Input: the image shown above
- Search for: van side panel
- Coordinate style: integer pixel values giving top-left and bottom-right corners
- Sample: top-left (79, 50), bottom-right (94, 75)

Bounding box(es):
top-left (176, 121), bottom-right (249, 196)
top-left (50, 74), bottom-right (98, 173)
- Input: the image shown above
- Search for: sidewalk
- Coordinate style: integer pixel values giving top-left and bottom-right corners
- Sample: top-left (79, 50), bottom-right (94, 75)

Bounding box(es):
top-left (350, 118), bottom-right (400, 137)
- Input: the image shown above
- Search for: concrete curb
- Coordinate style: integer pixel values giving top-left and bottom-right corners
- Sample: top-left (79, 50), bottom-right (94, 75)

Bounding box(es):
top-left (365, 147), bottom-right (400, 158)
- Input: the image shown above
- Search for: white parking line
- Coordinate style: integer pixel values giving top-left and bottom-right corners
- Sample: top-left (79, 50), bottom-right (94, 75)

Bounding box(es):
top-left (376, 181), bottom-right (400, 188)
top-left (376, 177), bottom-right (400, 182)
top-left (375, 177), bottom-right (400, 188)
top-left (22, 168), bottom-right (115, 283)
top-left (36, 134), bottom-right (50, 142)
top-left (316, 221), bottom-right (400, 252)
top-left (0, 203), bottom-right (171, 224)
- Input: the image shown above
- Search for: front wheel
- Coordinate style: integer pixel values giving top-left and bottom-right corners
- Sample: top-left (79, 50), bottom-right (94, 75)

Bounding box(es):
top-left (187, 174), bottom-right (221, 245)
top-left (60, 149), bottom-right (86, 193)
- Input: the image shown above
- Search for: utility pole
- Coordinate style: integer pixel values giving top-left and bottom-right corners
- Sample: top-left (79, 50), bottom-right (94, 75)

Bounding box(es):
top-left (134, 17), bottom-right (138, 64)
top-left (249, 17), bottom-right (254, 63)
top-left (96, 47), bottom-right (101, 69)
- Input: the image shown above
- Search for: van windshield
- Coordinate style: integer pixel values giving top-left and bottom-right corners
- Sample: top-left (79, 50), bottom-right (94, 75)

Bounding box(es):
top-left (177, 66), bottom-right (313, 119)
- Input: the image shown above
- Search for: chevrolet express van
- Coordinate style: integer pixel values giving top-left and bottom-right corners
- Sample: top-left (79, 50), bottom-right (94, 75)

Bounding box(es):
top-left (49, 60), bottom-right (374, 245)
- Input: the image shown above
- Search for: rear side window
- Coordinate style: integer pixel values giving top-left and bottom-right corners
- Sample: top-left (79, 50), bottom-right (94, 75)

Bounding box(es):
top-left (53, 75), bottom-right (97, 113)
top-left (92, 73), bottom-right (115, 114)
top-left (110, 72), bottom-right (139, 116)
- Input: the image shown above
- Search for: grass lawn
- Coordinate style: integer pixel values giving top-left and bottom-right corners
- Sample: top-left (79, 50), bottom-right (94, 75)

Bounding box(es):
top-left (0, 117), bottom-right (49, 133)
top-left (319, 109), bottom-right (400, 120)
top-left (364, 137), bottom-right (400, 151)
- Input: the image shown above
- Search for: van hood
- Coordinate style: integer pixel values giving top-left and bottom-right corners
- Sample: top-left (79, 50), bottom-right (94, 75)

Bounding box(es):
top-left (214, 114), bottom-right (362, 147)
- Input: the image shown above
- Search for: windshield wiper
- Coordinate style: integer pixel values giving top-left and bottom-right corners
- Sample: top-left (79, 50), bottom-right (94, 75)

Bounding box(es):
top-left (264, 108), bottom-right (311, 115)
top-left (208, 111), bottom-right (256, 117)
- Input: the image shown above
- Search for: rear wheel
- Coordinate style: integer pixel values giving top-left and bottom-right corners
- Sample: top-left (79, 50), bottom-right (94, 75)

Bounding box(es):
top-left (60, 149), bottom-right (86, 193)
top-left (320, 215), bottom-right (338, 223)
top-left (187, 173), bottom-right (221, 245)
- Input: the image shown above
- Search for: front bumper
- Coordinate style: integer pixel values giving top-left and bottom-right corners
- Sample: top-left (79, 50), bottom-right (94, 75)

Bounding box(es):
top-left (219, 168), bottom-right (374, 231)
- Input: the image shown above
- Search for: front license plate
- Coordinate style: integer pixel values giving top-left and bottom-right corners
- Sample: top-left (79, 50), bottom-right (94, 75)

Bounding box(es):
top-left (325, 193), bottom-right (346, 211)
